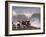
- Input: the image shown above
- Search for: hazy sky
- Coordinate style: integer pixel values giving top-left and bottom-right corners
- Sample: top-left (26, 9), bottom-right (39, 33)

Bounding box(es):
top-left (12, 6), bottom-right (40, 14)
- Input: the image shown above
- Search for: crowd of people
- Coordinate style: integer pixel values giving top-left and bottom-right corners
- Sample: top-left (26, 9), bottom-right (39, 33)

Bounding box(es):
top-left (12, 20), bottom-right (31, 30)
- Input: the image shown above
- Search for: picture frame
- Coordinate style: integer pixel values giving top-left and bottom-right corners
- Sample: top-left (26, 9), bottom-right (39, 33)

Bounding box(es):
top-left (5, 1), bottom-right (45, 36)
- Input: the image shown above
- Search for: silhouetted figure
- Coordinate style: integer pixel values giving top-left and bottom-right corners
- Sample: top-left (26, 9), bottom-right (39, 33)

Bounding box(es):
top-left (22, 21), bottom-right (26, 25)
top-left (17, 24), bottom-right (20, 29)
top-left (26, 21), bottom-right (30, 27)
top-left (21, 21), bottom-right (26, 29)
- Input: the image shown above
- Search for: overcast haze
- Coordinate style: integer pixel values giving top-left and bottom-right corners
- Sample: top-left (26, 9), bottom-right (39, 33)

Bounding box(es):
top-left (12, 6), bottom-right (40, 14)
top-left (12, 6), bottom-right (40, 28)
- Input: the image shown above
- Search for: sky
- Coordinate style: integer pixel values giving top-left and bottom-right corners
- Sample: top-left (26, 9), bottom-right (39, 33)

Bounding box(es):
top-left (12, 6), bottom-right (40, 14)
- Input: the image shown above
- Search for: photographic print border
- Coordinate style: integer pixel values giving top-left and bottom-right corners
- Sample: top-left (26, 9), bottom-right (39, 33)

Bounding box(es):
top-left (5, 1), bottom-right (45, 36)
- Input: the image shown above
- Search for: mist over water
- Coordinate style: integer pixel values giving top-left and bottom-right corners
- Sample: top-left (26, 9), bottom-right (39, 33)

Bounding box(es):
top-left (12, 6), bottom-right (40, 30)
